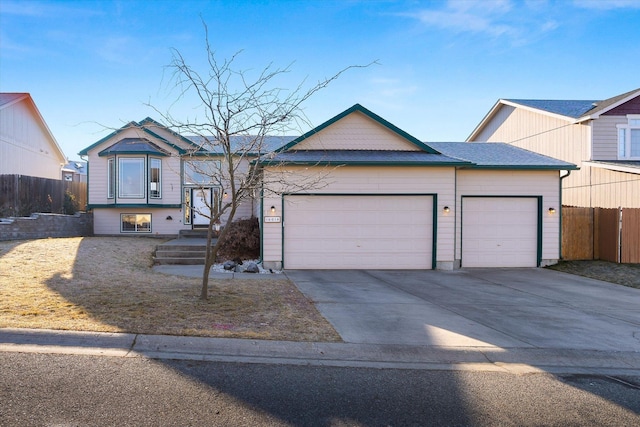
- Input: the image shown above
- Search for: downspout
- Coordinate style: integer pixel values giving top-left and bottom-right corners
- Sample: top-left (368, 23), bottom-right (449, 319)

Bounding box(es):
top-left (559, 170), bottom-right (572, 260)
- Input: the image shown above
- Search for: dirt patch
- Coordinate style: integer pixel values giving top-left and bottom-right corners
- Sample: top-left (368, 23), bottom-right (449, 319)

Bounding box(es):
top-left (547, 260), bottom-right (640, 289)
top-left (0, 237), bottom-right (340, 341)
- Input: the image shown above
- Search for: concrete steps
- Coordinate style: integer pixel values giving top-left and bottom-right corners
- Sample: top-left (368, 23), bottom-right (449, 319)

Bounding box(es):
top-left (153, 231), bottom-right (218, 265)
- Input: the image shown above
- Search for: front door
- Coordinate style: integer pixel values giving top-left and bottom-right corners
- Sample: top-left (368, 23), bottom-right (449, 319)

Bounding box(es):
top-left (192, 188), bottom-right (211, 227)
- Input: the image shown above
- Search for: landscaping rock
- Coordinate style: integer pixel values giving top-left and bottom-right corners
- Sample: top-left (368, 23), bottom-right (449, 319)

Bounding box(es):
top-left (223, 260), bottom-right (236, 271)
top-left (244, 261), bottom-right (259, 273)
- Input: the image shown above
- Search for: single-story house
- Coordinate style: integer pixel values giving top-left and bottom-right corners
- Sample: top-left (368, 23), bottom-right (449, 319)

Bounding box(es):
top-left (258, 104), bottom-right (577, 270)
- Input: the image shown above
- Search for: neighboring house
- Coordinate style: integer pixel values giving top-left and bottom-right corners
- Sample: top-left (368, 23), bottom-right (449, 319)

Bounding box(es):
top-left (259, 104), bottom-right (577, 270)
top-left (62, 160), bottom-right (87, 182)
top-left (467, 88), bottom-right (640, 208)
top-left (0, 93), bottom-right (67, 180)
top-left (78, 118), bottom-right (291, 236)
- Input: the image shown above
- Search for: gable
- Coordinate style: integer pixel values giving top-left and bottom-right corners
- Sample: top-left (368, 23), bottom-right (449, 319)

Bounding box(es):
top-left (293, 111), bottom-right (423, 151)
top-left (602, 94), bottom-right (640, 116)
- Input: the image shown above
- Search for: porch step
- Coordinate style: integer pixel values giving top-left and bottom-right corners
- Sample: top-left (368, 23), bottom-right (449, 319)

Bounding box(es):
top-left (152, 237), bottom-right (218, 265)
top-left (179, 229), bottom-right (210, 238)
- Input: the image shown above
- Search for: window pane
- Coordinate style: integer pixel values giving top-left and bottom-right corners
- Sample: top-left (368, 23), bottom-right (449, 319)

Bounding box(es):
top-left (184, 160), bottom-right (220, 185)
top-left (618, 128), bottom-right (626, 158)
top-left (631, 129), bottom-right (640, 157)
top-left (107, 158), bottom-right (115, 198)
top-left (149, 158), bottom-right (161, 198)
top-left (121, 214), bottom-right (151, 233)
top-left (119, 158), bottom-right (145, 198)
top-left (121, 214), bottom-right (136, 232)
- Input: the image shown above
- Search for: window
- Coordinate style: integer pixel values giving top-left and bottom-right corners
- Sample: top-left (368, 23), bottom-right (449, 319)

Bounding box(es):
top-left (183, 188), bottom-right (191, 225)
top-left (149, 158), bottom-right (161, 198)
top-left (119, 158), bottom-right (145, 198)
top-left (184, 159), bottom-right (220, 185)
top-left (617, 115), bottom-right (640, 159)
top-left (121, 214), bottom-right (151, 233)
top-left (107, 158), bottom-right (115, 199)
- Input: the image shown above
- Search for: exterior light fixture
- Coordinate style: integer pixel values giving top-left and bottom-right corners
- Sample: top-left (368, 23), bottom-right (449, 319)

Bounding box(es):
top-left (443, 206), bottom-right (450, 213)
top-left (270, 205), bottom-right (276, 214)
top-left (214, 221), bottom-right (221, 231)
top-left (165, 215), bottom-right (173, 220)
top-left (548, 207), bottom-right (556, 214)
top-left (223, 191), bottom-right (228, 199)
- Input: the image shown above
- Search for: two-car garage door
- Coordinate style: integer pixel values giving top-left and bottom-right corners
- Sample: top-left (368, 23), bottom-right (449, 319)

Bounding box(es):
top-left (284, 195), bottom-right (433, 269)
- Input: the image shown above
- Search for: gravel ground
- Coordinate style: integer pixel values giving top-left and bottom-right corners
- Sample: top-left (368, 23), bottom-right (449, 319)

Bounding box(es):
top-left (548, 260), bottom-right (640, 289)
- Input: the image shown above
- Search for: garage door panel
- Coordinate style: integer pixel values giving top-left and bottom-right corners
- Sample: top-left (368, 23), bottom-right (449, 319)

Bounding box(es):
top-left (284, 195), bottom-right (433, 269)
top-left (462, 197), bottom-right (538, 268)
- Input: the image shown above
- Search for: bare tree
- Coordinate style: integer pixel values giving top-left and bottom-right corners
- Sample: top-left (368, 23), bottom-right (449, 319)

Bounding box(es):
top-left (153, 23), bottom-right (372, 299)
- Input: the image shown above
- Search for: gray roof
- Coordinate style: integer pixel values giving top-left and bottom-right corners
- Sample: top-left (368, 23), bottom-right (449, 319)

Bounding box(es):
top-left (427, 142), bottom-right (578, 170)
top-left (188, 135), bottom-right (296, 154)
top-left (505, 99), bottom-right (598, 119)
top-left (260, 150), bottom-right (471, 166)
top-left (98, 138), bottom-right (170, 157)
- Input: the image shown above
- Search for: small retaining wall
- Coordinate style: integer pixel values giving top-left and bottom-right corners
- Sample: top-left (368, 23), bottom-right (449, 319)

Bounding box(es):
top-left (0, 212), bottom-right (93, 241)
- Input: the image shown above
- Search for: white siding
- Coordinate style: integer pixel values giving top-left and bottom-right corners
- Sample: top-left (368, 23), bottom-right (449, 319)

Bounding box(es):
top-left (455, 170), bottom-right (560, 265)
top-left (293, 112), bottom-right (422, 151)
top-left (0, 98), bottom-right (66, 179)
top-left (262, 165), bottom-right (456, 269)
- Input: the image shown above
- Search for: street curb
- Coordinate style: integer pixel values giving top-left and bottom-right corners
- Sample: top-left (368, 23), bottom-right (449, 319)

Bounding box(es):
top-left (2, 328), bottom-right (639, 375)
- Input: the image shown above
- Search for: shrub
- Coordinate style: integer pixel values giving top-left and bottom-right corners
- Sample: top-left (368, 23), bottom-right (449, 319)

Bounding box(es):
top-left (63, 190), bottom-right (79, 215)
top-left (217, 217), bottom-right (260, 261)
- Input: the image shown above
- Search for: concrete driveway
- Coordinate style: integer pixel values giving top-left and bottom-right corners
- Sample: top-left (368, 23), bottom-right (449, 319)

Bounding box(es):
top-left (286, 268), bottom-right (640, 352)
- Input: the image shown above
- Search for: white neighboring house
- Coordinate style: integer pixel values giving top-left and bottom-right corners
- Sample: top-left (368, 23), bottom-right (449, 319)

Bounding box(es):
top-left (79, 118), bottom-right (291, 236)
top-left (0, 93), bottom-right (67, 179)
top-left (467, 88), bottom-right (640, 208)
top-left (259, 104), bottom-right (578, 270)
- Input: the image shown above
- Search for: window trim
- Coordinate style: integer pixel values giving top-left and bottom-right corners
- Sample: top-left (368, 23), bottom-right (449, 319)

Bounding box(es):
top-left (617, 115), bottom-right (640, 160)
top-left (107, 157), bottom-right (115, 199)
top-left (149, 157), bottom-right (162, 199)
top-left (120, 213), bottom-right (152, 233)
top-left (118, 157), bottom-right (146, 199)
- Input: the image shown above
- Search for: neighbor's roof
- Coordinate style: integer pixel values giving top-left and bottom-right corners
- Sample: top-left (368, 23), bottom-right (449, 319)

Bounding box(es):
top-left (503, 99), bottom-right (598, 119)
top-left (468, 87), bottom-right (640, 141)
top-left (259, 150), bottom-right (471, 166)
top-left (428, 142), bottom-right (578, 170)
top-left (98, 138), bottom-right (171, 157)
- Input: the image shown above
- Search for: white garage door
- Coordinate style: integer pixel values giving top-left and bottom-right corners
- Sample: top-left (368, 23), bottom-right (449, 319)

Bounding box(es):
top-left (284, 195), bottom-right (433, 269)
top-left (462, 197), bottom-right (538, 268)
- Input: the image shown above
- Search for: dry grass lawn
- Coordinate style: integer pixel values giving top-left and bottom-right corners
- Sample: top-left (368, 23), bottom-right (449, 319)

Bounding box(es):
top-left (0, 237), bottom-right (340, 341)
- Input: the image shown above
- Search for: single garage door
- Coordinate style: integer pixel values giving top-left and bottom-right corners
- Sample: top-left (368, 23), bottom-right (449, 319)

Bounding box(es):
top-left (284, 195), bottom-right (433, 269)
top-left (462, 197), bottom-right (539, 268)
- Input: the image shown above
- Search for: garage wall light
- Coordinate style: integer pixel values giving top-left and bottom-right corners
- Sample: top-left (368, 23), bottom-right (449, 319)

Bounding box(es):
top-left (548, 207), bottom-right (556, 214)
top-left (270, 205), bottom-right (276, 214)
top-left (443, 206), bottom-right (450, 213)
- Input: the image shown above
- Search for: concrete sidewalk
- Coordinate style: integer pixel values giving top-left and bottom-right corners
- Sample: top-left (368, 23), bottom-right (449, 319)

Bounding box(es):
top-left (1, 328), bottom-right (640, 375)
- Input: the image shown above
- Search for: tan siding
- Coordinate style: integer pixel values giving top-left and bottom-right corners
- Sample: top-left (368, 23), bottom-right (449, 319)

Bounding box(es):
top-left (456, 170), bottom-right (560, 263)
top-left (590, 167), bottom-right (640, 208)
top-left (0, 99), bottom-right (65, 179)
top-left (262, 165), bottom-right (456, 268)
top-left (470, 105), bottom-right (595, 208)
top-left (591, 116), bottom-right (625, 160)
top-left (93, 207), bottom-right (187, 235)
top-left (294, 112), bottom-right (422, 151)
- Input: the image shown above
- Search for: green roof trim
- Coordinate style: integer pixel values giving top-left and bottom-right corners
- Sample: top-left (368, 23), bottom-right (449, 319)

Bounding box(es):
top-left (275, 104), bottom-right (439, 154)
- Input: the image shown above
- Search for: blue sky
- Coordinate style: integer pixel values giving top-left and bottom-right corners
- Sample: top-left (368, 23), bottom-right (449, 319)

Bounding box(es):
top-left (1, 0), bottom-right (639, 159)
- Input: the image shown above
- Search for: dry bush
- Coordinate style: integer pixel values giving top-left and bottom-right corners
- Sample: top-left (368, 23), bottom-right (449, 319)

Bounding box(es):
top-left (217, 217), bottom-right (260, 261)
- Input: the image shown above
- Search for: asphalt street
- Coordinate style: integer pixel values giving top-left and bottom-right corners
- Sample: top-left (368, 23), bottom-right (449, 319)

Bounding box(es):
top-left (1, 352), bottom-right (639, 426)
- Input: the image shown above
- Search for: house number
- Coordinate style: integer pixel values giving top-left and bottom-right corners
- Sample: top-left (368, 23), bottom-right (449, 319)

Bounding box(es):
top-left (264, 216), bottom-right (281, 223)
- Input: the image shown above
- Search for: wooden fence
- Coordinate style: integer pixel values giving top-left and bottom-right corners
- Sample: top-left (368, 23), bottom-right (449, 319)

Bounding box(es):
top-left (0, 174), bottom-right (87, 217)
top-left (562, 206), bottom-right (640, 263)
